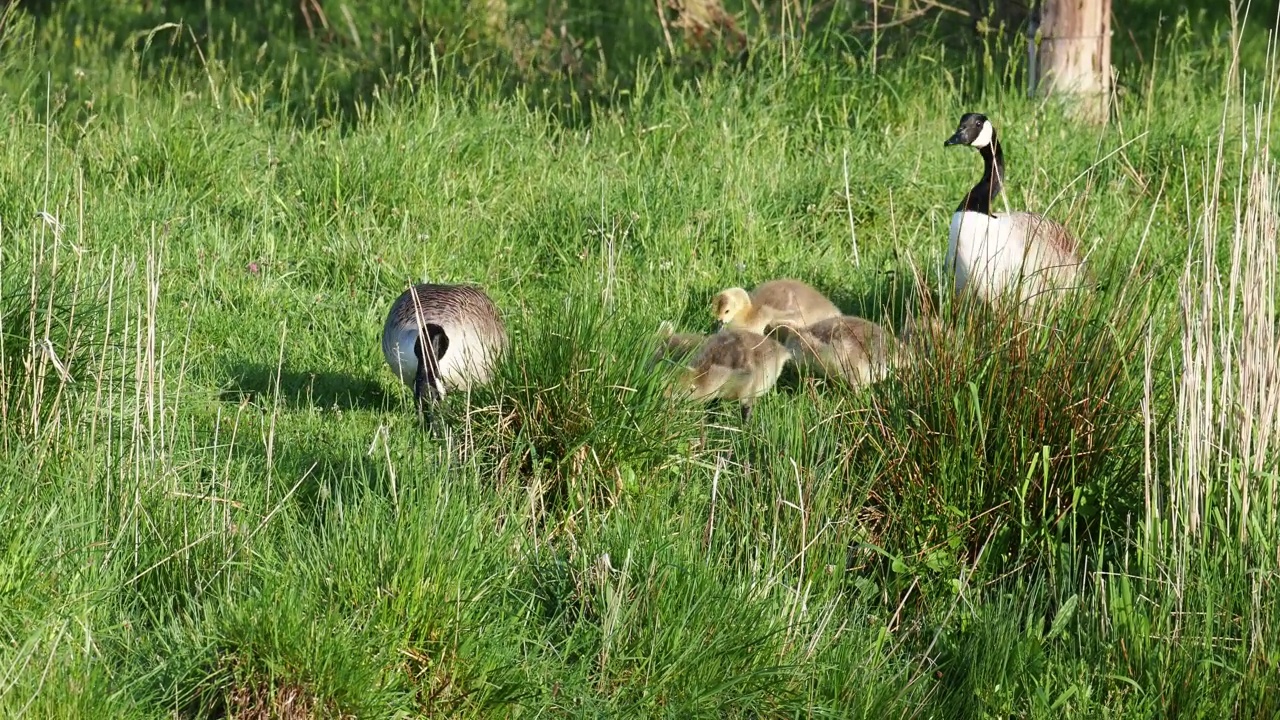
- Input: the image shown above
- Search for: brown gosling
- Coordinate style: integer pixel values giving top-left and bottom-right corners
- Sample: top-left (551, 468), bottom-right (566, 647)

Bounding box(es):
top-left (712, 279), bottom-right (842, 335)
top-left (646, 320), bottom-right (707, 368)
top-left (381, 283), bottom-right (508, 415)
top-left (774, 315), bottom-right (904, 388)
top-left (666, 327), bottom-right (792, 421)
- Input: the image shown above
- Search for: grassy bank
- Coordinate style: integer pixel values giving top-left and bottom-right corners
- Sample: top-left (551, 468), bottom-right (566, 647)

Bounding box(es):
top-left (0, 1), bottom-right (1276, 717)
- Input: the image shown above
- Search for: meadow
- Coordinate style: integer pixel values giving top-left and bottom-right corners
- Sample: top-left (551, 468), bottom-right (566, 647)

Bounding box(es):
top-left (0, 0), bottom-right (1277, 717)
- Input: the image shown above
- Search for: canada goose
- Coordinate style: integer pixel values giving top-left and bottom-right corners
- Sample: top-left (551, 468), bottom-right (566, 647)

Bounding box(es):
top-left (774, 315), bottom-right (902, 388)
top-left (646, 320), bottom-right (707, 368)
top-left (944, 113), bottom-right (1083, 307)
top-left (712, 279), bottom-right (842, 335)
top-left (381, 283), bottom-right (508, 414)
top-left (666, 327), bottom-right (792, 421)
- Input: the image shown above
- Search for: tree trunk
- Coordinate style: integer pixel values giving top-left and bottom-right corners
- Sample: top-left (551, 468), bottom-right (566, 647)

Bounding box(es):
top-left (1028, 0), bottom-right (1112, 123)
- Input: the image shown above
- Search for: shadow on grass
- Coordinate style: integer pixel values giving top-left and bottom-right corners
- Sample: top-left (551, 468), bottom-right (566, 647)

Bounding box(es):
top-left (15, 0), bottom-right (1258, 138)
top-left (278, 437), bottom-right (398, 524)
top-left (13, 0), bottom-right (728, 131)
top-left (219, 362), bottom-right (390, 412)
top-left (820, 265), bottom-right (936, 337)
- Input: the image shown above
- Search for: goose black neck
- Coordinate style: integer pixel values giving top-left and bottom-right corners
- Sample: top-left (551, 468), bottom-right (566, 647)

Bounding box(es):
top-left (958, 140), bottom-right (1004, 216)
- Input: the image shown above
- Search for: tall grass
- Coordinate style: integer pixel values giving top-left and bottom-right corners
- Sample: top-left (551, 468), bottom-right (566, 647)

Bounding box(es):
top-left (0, 0), bottom-right (1275, 717)
top-left (1124, 33), bottom-right (1280, 714)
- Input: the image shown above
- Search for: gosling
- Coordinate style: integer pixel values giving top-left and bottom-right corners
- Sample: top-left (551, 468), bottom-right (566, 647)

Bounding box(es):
top-left (774, 315), bottom-right (903, 388)
top-left (666, 327), bottom-right (792, 421)
top-left (381, 282), bottom-right (508, 415)
top-left (646, 320), bottom-right (707, 368)
top-left (712, 279), bottom-right (842, 335)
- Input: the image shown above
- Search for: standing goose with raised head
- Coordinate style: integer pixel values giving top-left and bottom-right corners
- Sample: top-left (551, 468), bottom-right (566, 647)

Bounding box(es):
top-left (712, 279), bottom-right (842, 335)
top-left (382, 283), bottom-right (508, 414)
top-left (944, 113), bottom-right (1083, 307)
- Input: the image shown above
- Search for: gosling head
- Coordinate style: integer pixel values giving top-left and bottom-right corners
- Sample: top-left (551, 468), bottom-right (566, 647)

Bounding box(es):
top-left (711, 287), bottom-right (752, 330)
top-left (944, 112), bottom-right (995, 150)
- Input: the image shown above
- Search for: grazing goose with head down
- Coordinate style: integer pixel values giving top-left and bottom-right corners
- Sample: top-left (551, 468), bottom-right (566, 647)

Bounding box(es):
top-left (381, 283), bottom-right (508, 415)
top-left (944, 113), bottom-right (1083, 307)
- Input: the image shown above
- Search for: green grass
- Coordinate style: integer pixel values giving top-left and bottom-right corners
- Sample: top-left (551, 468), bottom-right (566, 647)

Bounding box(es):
top-left (1, 1), bottom-right (1278, 717)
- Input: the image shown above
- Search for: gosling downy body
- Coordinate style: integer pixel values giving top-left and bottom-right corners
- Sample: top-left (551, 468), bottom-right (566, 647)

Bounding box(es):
top-left (668, 327), bottom-right (792, 421)
top-left (712, 279), bottom-right (842, 334)
top-left (382, 283), bottom-right (508, 413)
top-left (944, 113), bottom-right (1083, 307)
top-left (775, 315), bottom-right (902, 388)
top-left (647, 320), bottom-right (706, 368)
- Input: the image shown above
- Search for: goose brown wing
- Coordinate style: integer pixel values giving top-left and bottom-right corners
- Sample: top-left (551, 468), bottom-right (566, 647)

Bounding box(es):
top-left (389, 284), bottom-right (501, 325)
top-left (1008, 212), bottom-right (1080, 259)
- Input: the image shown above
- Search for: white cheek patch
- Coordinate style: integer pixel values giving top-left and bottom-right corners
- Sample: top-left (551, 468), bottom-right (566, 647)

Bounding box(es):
top-left (971, 120), bottom-right (994, 148)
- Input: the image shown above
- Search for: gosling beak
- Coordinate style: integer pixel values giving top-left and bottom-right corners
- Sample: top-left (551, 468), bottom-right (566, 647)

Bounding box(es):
top-left (943, 130), bottom-right (966, 147)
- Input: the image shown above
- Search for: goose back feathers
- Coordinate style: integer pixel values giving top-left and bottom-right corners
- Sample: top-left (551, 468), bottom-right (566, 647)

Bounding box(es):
top-left (381, 283), bottom-right (508, 408)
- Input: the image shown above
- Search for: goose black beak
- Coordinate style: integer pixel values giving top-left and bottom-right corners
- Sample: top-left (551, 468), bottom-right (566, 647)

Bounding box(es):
top-left (943, 131), bottom-right (966, 147)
